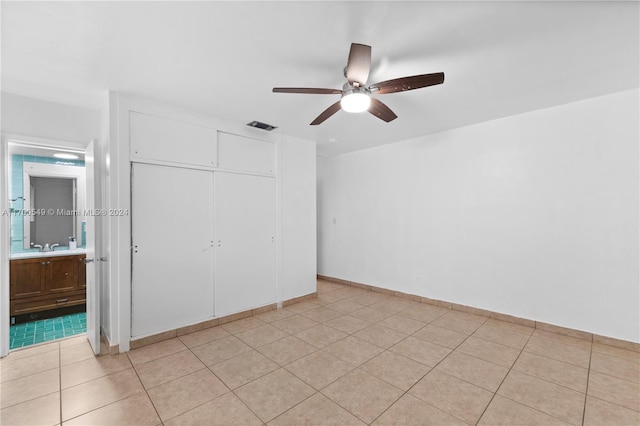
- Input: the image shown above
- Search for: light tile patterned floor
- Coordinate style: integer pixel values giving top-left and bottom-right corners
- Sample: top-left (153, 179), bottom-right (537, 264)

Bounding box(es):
top-left (1, 280), bottom-right (639, 425)
top-left (9, 312), bottom-right (87, 349)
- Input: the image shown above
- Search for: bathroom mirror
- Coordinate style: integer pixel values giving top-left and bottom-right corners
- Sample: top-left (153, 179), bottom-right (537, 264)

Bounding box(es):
top-left (29, 177), bottom-right (76, 248)
top-left (22, 162), bottom-right (86, 250)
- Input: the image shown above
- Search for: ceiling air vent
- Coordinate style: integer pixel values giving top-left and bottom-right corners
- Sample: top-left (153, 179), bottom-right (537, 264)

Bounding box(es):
top-left (247, 120), bottom-right (277, 131)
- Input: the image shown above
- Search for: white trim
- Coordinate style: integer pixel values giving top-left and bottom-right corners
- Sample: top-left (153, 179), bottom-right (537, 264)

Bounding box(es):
top-left (217, 130), bottom-right (277, 145)
top-left (213, 168), bottom-right (275, 179)
top-left (128, 157), bottom-right (276, 179)
top-left (4, 134), bottom-right (87, 152)
top-left (113, 92), bottom-right (132, 352)
top-left (21, 162), bottom-right (86, 249)
top-left (128, 157), bottom-right (215, 172)
top-left (0, 136), bottom-right (10, 357)
top-left (275, 135), bottom-right (284, 309)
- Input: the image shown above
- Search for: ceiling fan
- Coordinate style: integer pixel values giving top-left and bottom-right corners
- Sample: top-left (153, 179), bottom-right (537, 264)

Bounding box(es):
top-left (273, 43), bottom-right (444, 125)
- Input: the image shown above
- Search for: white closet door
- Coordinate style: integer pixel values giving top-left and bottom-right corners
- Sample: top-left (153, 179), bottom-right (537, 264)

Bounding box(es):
top-left (214, 172), bottom-right (276, 316)
top-left (131, 163), bottom-right (214, 337)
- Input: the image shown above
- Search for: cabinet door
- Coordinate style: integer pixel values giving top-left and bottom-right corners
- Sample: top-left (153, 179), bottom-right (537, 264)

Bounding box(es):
top-left (10, 259), bottom-right (46, 299)
top-left (46, 256), bottom-right (78, 294)
top-left (130, 112), bottom-right (217, 168)
top-left (77, 256), bottom-right (86, 290)
top-left (214, 172), bottom-right (276, 316)
top-left (131, 163), bottom-right (215, 337)
top-left (217, 132), bottom-right (274, 174)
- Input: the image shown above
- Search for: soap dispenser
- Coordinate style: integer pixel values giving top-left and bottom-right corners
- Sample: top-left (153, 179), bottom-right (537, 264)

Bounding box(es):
top-left (69, 236), bottom-right (77, 250)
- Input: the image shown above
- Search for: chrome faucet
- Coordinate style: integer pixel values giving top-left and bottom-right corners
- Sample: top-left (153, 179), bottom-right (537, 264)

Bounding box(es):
top-left (30, 243), bottom-right (59, 252)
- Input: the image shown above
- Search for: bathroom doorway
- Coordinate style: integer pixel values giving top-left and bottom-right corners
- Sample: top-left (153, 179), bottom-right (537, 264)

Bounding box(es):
top-left (1, 138), bottom-right (100, 355)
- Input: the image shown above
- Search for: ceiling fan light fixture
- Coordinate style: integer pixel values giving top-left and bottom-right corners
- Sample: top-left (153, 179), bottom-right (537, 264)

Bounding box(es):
top-left (340, 91), bottom-right (371, 113)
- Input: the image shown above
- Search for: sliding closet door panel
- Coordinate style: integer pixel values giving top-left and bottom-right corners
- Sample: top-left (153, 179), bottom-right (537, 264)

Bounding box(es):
top-left (131, 163), bottom-right (214, 337)
top-left (214, 172), bottom-right (276, 316)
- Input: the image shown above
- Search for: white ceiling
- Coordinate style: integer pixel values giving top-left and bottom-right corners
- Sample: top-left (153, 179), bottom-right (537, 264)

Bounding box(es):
top-left (2, 1), bottom-right (638, 156)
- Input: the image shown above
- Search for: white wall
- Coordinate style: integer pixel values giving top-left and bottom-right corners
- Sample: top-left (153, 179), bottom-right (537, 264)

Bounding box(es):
top-left (318, 89), bottom-right (639, 343)
top-left (279, 135), bottom-right (317, 302)
top-left (1, 92), bottom-right (100, 144)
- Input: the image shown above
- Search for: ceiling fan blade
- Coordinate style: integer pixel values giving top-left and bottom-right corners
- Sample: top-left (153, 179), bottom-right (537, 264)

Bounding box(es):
top-left (310, 101), bottom-right (342, 125)
top-left (273, 87), bottom-right (343, 95)
top-left (369, 72), bottom-right (444, 94)
top-left (346, 43), bottom-right (372, 86)
top-left (368, 98), bottom-right (398, 122)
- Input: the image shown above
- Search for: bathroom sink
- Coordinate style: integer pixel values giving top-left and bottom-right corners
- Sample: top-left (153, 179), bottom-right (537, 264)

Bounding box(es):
top-left (10, 248), bottom-right (87, 259)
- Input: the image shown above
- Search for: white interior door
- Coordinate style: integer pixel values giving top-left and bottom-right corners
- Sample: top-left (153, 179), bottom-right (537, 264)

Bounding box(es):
top-left (214, 172), bottom-right (276, 317)
top-left (131, 163), bottom-right (214, 337)
top-left (84, 139), bottom-right (101, 354)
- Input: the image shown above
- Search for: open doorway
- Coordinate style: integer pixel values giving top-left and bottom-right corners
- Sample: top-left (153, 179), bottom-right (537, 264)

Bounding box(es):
top-left (6, 141), bottom-right (89, 350)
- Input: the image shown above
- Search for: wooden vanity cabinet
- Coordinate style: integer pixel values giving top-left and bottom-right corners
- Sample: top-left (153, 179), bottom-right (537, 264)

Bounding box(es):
top-left (46, 256), bottom-right (78, 294)
top-left (77, 255), bottom-right (86, 290)
top-left (10, 254), bottom-right (87, 316)
top-left (10, 257), bottom-right (47, 299)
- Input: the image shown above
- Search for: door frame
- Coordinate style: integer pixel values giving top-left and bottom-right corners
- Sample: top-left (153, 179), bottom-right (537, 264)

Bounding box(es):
top-left (0, 135), bottom-right (9, 357)
top-left (0, 134), bottom-right (99, 357)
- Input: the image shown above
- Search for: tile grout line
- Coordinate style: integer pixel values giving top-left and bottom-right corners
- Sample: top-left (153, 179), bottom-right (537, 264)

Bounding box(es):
top-left (200, 350), bottom-right (273, 426)
top-left (581, 339), bottom-right (594, 426)
top-left (500, 359), bottom-right (593, 395)
top-left (59, 342), bottom-right (63, 426)
top-left (472, 329), bottom-right (534, 425)
top-left (249, 384), bottom-right (317, 425)
top-left (149, 356), bottom-right (260, 425)
top-left (128, 346), bottom-right (191, 368)
top-left (317, 287), bottom-right (492, 424)
top-left (474, 332), bottom-right (589, 426)
top-left (127, 351), bottom-right (165, 425)
top-left (186, 332), bottom-right (298, 423)
top-left (362, 305), bottom-right (588, 425)
top-left (367, 311), bottom-right (490, 425)
top-left (580, 360), bottom-right (640, 387)
top-left (199, 301), bottom-right (377, 424)
top-left (58, 351), bottom-right (156, 424)
top-left (261, 315), bottom-right (377, 414)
